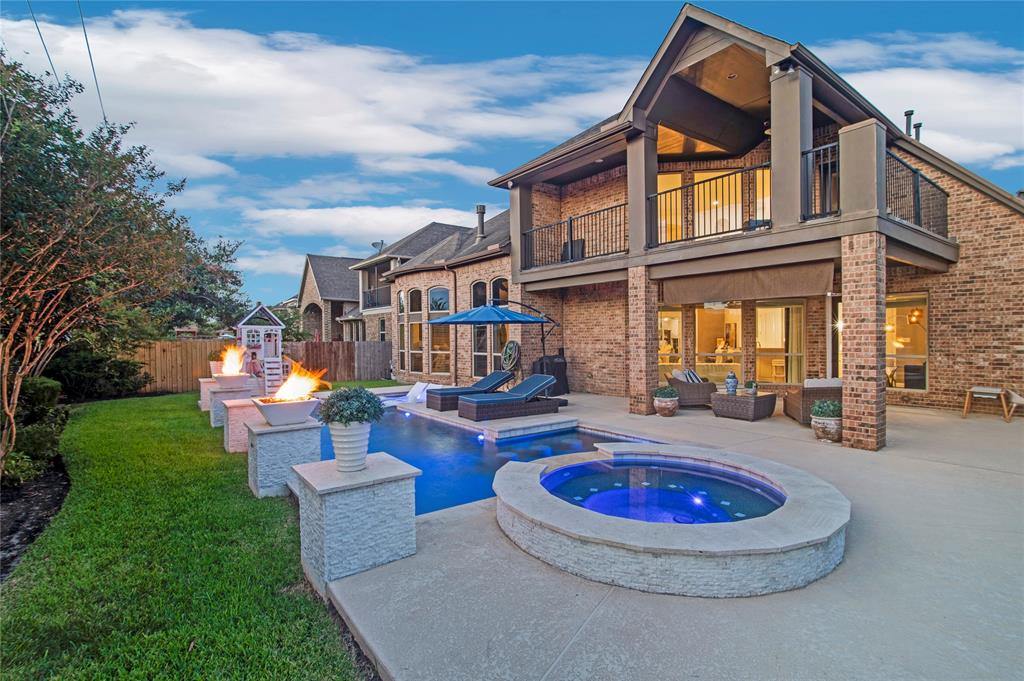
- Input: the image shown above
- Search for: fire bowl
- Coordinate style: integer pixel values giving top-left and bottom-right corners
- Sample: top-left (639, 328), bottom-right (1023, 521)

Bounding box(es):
top-left (213, 373), bottom-right (251, 390)
top-left (253, 396), bottom-right (321, 426)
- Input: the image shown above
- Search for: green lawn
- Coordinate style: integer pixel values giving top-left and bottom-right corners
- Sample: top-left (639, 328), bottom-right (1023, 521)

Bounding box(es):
top-left (0, 381), bottom-right (397, 678)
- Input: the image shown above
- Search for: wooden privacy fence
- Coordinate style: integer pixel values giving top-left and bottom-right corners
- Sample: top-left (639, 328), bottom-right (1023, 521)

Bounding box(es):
top-left (131, 340), bottom-right (393, 393)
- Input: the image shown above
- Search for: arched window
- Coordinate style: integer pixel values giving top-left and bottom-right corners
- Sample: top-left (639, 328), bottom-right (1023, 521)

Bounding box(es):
top-left (397, 291), bottom-right (406, 370)
top-left (491, 278), bottom-right (508, 306)
top-left (408, 289), bottom-right (423, 372)
top-left (398, 290), bottom-right (405, 315)
top-left (428, 287), bottom-right (450, 374)
top-left (471, 281), bottom-right (488, 377)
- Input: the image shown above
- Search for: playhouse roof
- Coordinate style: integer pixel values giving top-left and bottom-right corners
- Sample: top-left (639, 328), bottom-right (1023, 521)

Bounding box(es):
top-left (237, 302), bottom-right (285, 329)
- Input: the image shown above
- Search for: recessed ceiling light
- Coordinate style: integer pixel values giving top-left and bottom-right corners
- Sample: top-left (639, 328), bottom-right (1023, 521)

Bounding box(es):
top-left (595, 158), bottom-right (604, 163)
top-left (727, 73), bottom-right (738, 80)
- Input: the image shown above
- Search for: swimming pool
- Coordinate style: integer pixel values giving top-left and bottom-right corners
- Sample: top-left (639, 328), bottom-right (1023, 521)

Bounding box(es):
top-left (319, 410), bottom-right (636, 514)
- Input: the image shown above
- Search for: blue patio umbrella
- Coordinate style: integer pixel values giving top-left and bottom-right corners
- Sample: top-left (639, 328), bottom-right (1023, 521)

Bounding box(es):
top-left (428, 301), bottom-right (559, 370)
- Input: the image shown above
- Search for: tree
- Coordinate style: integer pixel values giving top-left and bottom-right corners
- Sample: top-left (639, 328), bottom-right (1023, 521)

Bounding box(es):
top-left (275, 306), bottom-right (312, 342)
top-left (0, 58), bottom-right (191, 471)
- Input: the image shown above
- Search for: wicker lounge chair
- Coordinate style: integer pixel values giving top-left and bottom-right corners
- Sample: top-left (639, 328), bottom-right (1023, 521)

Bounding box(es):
top-left (457, 374), bottom-right (558, 422)
top-left (666, 373), bottom-right (717, 408)
top-left (783, 378), bottom-right (843, 425)
top-left (425, 371), bottom-right (514, 411)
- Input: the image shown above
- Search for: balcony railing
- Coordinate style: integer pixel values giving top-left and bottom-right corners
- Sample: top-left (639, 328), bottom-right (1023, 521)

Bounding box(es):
top-left (646, 163), bottom-right (771, 248)
top-left (885, 151), bottom-right (949, 238)
top-left (801, 143), bottom-right (840, 220)
top-left (521, 202), bottom-right (628, 270)
top-left (362, 285), bottom-right (392, 309)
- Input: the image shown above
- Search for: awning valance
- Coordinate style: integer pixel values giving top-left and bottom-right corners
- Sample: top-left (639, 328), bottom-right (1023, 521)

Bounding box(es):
top-left (661, 261), bottom-right (835, 305)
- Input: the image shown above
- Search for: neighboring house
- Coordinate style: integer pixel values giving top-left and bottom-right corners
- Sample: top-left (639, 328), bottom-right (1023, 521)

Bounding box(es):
top-left (297, 255), bottom-right (362, 341)
top-left (465, 3), bottom-right (1021, 451)
top-left (272, 295), bottom-right (299, 311)
top-left (385, 207), bottom-right (514, 386)
top-left (349, 221), bottom-right (472, 348)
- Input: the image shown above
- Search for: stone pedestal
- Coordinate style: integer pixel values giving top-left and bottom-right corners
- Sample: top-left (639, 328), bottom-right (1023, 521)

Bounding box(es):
top-left (198, 378), bottom-right (217, 412)
top-left (224, 398), bottom-right (264, 453)
top-left (294, 454), bottom-right (420, 598)
top-left (210, 386), bottom-right (251, 427)
top-left (247, 418), bottom-right (322, 498)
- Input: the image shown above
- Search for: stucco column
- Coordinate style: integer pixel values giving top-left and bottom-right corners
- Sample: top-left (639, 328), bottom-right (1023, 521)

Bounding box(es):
top-left (841, 232), bottom-right (887, 451)
top-left (741, 301), bottom-right (756, 383)
top-left (838, 118), bottom-right (887, 218)
top-left (627, 266), bottom-right (658, 414)
top-left (769, 64), bottom-right (812, 228)
top-left (626, 128), bottom-right (658, 254)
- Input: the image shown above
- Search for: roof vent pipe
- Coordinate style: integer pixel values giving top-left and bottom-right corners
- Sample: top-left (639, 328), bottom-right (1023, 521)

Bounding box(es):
top-left (913, 122), bottom-right (922, 141)
top-left (904, 110), bottom-right (914, 136)
top-left (475, 204), bottom-right (486, 242)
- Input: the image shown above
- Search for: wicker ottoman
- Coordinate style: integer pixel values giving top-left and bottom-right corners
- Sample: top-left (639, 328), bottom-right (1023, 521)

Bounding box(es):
top-left (710, 392), bottom-right (777, 422)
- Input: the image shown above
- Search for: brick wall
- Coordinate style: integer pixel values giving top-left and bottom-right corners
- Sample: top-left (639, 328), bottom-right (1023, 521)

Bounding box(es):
top-left (561, 281), bottom-right (628, 396)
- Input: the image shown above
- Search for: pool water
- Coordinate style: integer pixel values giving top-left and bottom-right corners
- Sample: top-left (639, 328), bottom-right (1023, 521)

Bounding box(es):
top-left (541, 458), bottom-right (785, 524)
top-left (320, 410), bottom-right (635, 514)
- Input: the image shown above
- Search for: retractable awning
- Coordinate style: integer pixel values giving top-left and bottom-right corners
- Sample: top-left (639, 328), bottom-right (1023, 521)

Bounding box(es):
top-left (661, 261), bottom-right (835, 305)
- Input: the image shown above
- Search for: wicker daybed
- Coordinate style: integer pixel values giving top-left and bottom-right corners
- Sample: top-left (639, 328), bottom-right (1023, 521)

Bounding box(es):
top-left (457, 374), bottom-right (558, 422)
top-left (425, 371), bottom-right (513, 411)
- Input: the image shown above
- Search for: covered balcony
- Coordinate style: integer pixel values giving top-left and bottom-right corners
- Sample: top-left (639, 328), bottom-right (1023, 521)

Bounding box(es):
top-left (362, 285), bottom-right (392, 309)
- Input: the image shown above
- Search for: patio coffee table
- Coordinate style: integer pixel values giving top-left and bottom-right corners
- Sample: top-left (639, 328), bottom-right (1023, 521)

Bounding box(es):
top-left (710, 391), bottom-right (778, 422)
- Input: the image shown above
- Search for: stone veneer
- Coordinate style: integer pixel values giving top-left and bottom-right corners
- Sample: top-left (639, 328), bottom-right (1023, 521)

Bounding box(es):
top-left (209, 386), bottom-right (251, 427)
top-left (493, 444), bottom-right (850, 597)
top-left (293, 454), bottom-right (420, 598)
top-left (246, 418), bottom-right (322, 497)
top-left (198, 377), bottom-right (216, 412)
top-left (223, 398), bottom-right (264, 454)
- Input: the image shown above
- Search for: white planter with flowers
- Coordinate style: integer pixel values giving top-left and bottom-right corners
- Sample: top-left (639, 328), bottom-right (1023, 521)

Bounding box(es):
top-left (320, 387), bottom-right (385, 472)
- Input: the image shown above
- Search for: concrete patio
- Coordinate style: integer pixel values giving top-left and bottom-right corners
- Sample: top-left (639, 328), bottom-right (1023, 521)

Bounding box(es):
top-left (329, 397), bottom-right (1023, 681)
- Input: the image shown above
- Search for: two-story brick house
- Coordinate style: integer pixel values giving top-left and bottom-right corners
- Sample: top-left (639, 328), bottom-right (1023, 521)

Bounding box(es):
top-left (471, 4), bottom-right (1023, 451)
top-left (297, 255), bottom-right (362, 341)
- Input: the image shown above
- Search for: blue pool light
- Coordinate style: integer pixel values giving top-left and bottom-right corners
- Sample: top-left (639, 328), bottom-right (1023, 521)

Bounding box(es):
top-left (692, 496), bottom-right (704, 506)
top-left (404, 411), bottom-right (412, 418)
top-left (477, 433), bottom-right (486, 442)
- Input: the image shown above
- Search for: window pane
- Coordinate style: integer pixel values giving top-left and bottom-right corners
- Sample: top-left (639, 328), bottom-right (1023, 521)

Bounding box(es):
top-left (379, 318), bottom-right (386, 342)
top-left (657, 306), bottom-right (683, 383)
top-left (431, 325), bottom-right (449, 352)
top-left (408, 289), bottom-right (422, 313)
top-left (492, 278), bottom-right (508, 306)
top-left (398, 291), bottom-right (405, 315)
top-left (755, 303), bottom-right (804, 383)
top-left (493, 324), bottom-right (508, 369)
top-left (411, 353), bottom-right (423, 373)
top-left (428, 288), bottom-right (449, 313)
top-left (886, 294), bottom-right (927, 389)
top-left (695, 303), bottom-right (742, 383)
top-left (473, 354), bottom-right (488, 377)
top-left (473, 325), bottom-right (487, 352)
top-left (410, 323), bottom-right (422, 351)
top-left (472, 282), bottom-right (487, 308)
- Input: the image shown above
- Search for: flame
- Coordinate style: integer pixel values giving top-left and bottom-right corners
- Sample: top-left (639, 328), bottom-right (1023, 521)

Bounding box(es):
top-left (273, 362), bottom-right (328, 401)
top-left (220, 346), bottom-right (245, 375)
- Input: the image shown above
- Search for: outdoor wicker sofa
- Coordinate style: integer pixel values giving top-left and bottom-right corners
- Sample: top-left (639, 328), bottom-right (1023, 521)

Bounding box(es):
top-left (666, 374), bottom-right (718, 408)
top-left (457, 374), bottom-right (558, 422)
top-left (783, 378), bottom-right (843, 425)
top-left (426, 371), bottom-right (514, 411)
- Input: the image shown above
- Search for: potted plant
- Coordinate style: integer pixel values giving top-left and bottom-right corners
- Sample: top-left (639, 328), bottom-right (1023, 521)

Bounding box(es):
top-left (810, 399), bottom-right (843, 442)
top-left (320, 387), bottom-right (385, 472)
top-left (653, 386), bottom-right (679, 417)
top-left (208, 349), bottom-right (224, 376)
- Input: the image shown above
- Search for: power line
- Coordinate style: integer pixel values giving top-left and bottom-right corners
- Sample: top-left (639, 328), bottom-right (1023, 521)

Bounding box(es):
top-left (25, 0), bottom-right (59, 86)
top-left (76, 0), bottom-right (107, 125)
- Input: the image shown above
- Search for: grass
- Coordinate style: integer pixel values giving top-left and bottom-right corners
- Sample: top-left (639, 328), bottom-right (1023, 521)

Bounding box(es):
top-left (0, 380), bottom-right (399, 678)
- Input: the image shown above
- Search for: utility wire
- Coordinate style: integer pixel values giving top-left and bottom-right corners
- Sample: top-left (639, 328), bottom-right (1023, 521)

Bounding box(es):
top-left (26, 0), bottom-right (60, 86)
top-left (76, 0), bottom-right (107, 125)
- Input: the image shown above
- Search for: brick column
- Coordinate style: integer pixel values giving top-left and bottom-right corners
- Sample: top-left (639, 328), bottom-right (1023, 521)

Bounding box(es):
top-left (627, 266), bottom-right (658, 414)
top-left (841, 233), bottom-right (887, 451)
top-left (682, 304), bottom-right (696, 372)
top-left (741, 301), bottom-right (757, 383)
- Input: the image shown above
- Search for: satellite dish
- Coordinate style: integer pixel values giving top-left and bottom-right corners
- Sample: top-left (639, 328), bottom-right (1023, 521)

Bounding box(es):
top-left (371, 240), bottom-right (385, 253)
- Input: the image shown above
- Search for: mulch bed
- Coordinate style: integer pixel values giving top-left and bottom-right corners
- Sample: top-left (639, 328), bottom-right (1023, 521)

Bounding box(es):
top-left (0, 458), bottom-right (70, 582)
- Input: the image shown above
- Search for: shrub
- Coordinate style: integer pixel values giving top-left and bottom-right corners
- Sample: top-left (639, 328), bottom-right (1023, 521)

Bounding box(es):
top-left (811, 399), bottom-right (842, 419)
top-left (45, 349), bottom-right (152, 401)
top-left (16, 376), bottom-right (62, 424)
top-left (319, 387), bottom-right (384, 426)
top-left (208, 349), bottom-right (224, 362)
top-left (2, 451), bottom-right (47, 486)
top-left (14, 407), bottom-right (70, 460)
top-left (653, 386), bottom-right (679, 399)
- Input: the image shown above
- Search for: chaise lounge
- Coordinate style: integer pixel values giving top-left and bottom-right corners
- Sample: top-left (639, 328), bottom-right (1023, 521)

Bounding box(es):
top-left (425, 371), bottom-right (514, 411)
top-left (457, 374), bottom-right (558, 421)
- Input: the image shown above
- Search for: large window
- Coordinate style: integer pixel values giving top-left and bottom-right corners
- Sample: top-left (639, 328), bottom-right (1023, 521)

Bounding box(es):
top-left (491, 278), bottom-right (508, 306)
top-left (397, 291), bottom-right (406, 370)
top-left (658, 305), bottom-right (684, 383)
top-left (428, 288), bottom-right (450, 374)
top-left (695, 302), bottom-right (742, 383)
top-left (755, 301), bottom-right (804, 384)
top-left (408, 289), bottom-right (423, 373)
top-left (833, 293), bottom-right (928, 389)
top-left (471, 281), bottom-right (488, 376)
top-left (885, 294), bottom-right (928, 390)
top-left (493, 324), bottom-right (508, 372)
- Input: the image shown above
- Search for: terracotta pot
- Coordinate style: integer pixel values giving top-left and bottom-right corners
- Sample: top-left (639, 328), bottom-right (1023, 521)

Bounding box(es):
top-left (330, 421), bottom-right (372, 472)
top-left (811, 416), bottom-right (843, 443)
top-left (653, 396), bottom-right (679, 417)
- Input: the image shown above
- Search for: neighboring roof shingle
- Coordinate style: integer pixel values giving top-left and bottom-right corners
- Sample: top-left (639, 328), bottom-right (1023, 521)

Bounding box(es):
top-left (306, 255), bottom-right (362, 300)
top-left (382, 222), bottom-right (471, 259)
top-left (388, 210), bottom-right (511, 276)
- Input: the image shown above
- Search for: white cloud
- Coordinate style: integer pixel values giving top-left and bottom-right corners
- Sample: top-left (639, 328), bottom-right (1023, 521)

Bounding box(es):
top-left (235, 247), bottom-right (310, 275)
top-left (263, 175), bottom-right (402, 208)
top-left (357, 156), bottom-right (498, 185)
top-left (813, 31), bottom-right (1024, 70)
top-left (241, 205), bottom-right (477, 247)
top-left (991, 154), bottom-right (1024, 171)
top-left (1, 10), bottom-right (641, 180)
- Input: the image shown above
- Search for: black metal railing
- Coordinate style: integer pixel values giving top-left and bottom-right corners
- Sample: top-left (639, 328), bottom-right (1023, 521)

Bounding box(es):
top-left (362, 285), bottom-right (392, 309)
top-left (646, 163), bottom-right (771, 248)
top-left (801, 143), bottom-right (840, 220)
top-left (885, 151), bottom-right (948, 237)
top-left (521, 202), bottom-right (627, 269)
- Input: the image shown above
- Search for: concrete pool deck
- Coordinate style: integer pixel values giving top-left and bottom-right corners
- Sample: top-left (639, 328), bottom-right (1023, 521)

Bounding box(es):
top-left (327, 398), bottom-right (1023, 680)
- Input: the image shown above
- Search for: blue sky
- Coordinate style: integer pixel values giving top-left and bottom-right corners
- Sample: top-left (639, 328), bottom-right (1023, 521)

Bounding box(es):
top-left (4, 2), bottom-right (1022, 302)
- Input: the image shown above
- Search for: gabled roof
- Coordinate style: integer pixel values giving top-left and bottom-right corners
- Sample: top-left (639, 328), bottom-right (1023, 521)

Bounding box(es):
top-left (350, 222), bottom-right (471, 270)
top-left (237, 302), bottom-right (285, 329)
top-left (302, 254), bottom-right (362, 301)
top-left (387, 210), bottom-right (511, 277)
